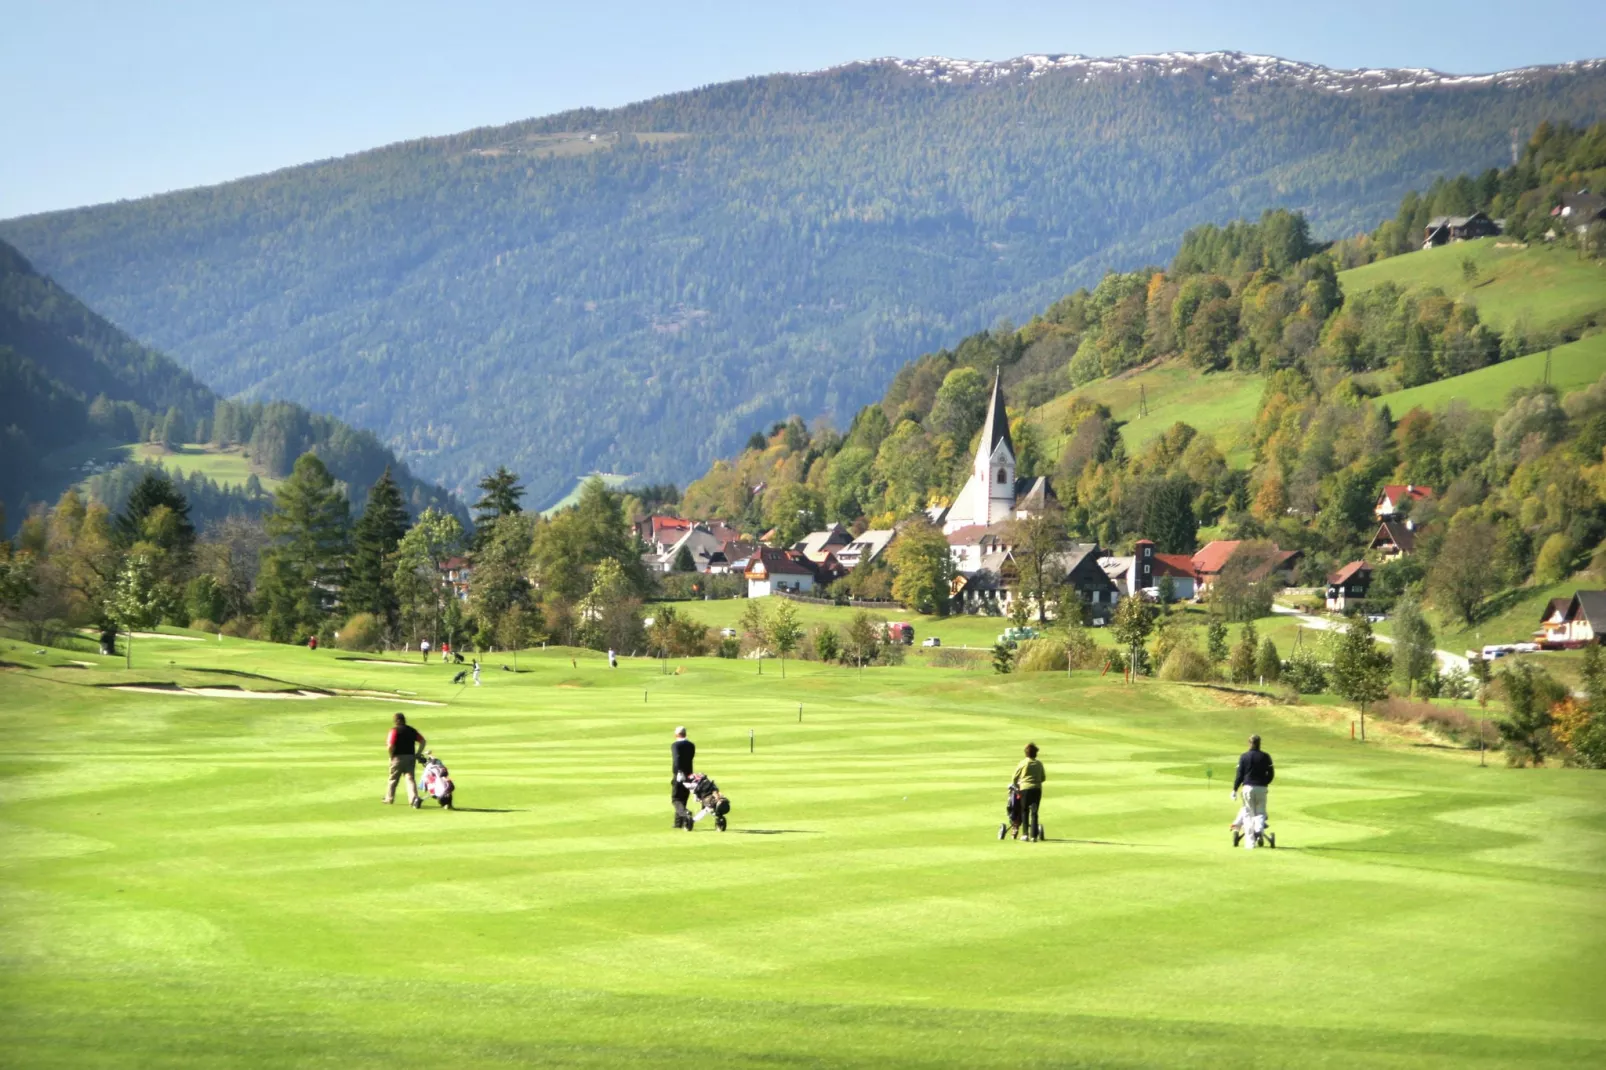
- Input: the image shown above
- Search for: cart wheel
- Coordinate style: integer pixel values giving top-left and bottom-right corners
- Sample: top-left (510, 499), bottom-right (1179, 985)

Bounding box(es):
top-left (1266, 831), bottom-right (1276, 848)
top-left (716, 816), bottom-right (727, 831)
top-left (998, 823), bottom-right (1007, 840)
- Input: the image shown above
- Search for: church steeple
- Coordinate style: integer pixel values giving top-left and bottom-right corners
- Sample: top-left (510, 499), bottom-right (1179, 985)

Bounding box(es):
top-left (973, 367), bottom-right (1014, 482)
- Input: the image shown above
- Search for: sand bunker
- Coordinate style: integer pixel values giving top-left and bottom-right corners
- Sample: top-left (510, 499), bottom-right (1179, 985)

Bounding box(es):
top-left (111, 685), bottom-right (325, 700)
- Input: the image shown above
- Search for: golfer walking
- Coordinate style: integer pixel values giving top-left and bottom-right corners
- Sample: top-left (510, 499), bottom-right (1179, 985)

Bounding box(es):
top-left (671, 726), bottom-right (696, 829)
top-left (384, 712), bottom-right (426, 806)
top-left (1231, 734), bottom-right (1275, 848)
top-left (1011, 743), bottom-right (1046, 841)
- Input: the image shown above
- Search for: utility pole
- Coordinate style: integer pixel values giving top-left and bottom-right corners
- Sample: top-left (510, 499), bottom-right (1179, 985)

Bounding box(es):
top-left (1543, 348), bottom-right (1552, 387)
top-left (1138, 384), bottom-right (1149, 419)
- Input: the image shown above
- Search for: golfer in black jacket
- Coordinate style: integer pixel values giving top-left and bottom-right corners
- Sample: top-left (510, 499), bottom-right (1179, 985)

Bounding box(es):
top-left (1231, 734), bottom-right (1275, 848)
top-left (671, 726), bottom-right (696, 830)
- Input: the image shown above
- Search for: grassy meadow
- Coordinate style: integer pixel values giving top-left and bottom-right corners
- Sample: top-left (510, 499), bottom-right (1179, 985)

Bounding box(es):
top-left (1376, 332), bottom-right (1606, 416)
top-left (2, 627), bottom-right (1603, 1067)
top-left (129, 442), bottom-right (280, 491)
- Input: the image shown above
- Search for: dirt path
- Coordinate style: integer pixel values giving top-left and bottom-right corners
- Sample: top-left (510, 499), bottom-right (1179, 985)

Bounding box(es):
top-left (1271, 605), bottom-right (1469, 671)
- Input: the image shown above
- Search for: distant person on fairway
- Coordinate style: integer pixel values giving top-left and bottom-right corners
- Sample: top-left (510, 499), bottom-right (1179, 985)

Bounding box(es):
top-left (472, 659), bottom-right (481, 686)
top-left (671, 726), bottom-right (696, 829)
top-left (420, 638), bottom-right (430, 663)
top-left (1011, 743), bottom-right (1046, 841)
top-left (384, 712), bottom-right (426, 806)
top-left (1231, 734), bottom-right (1275, 848)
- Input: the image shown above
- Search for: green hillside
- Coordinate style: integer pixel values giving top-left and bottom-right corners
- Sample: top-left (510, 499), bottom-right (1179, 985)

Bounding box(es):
top-left (1341, 237), bottom-right (1606, 336)
top-left (7, 57), bottom-right (1603, 501)
top-left (4, 629), bottom-right (1602, 1066)
top-left (128, 442), bottom-right (283, 492)
top-left (1378, 332), bottom-right (1606, 415)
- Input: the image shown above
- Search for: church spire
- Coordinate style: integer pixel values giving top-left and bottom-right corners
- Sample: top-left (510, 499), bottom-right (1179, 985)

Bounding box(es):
top-left (975, 367), bottom-right (1014, 472)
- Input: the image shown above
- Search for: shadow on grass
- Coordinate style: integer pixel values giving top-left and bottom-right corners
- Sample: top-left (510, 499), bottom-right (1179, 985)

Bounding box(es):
top-left (1039, 838), bottom-right (1149, 847)
top-left (729, 829), bottom-right (817, 835)
top-left (449, 807), bottom-right (526, 813)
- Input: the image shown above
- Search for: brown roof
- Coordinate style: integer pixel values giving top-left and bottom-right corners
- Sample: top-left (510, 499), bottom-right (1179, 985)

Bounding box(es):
top-left (1190, 540), bottom-right (1242, 575)
top-left (1328, 560), bottom-right (1371, 585)
top-left (1540, 597), bottom-right (1572, 625)
top-left (945, 523), bottom-right (1011, 546)
top-left (746, 546), bottom-right (816, 578)
top-left (1370, 521), bottom-right (1416, 553)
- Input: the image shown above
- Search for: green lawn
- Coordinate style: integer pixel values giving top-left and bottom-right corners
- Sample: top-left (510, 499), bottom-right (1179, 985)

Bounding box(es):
top-left (1376, 332), bottom-right (1606, 415)
top-left (3, 629), bottom-right (1602, 1067)
top-left (541, 473), bottom-right (634, 515)
top-left (1025, 360), bottom-right (1262, 467)
top-left (129, 442), bottom-right (280, 491)
top-left (1339, 238), bottom-right (1606, 336)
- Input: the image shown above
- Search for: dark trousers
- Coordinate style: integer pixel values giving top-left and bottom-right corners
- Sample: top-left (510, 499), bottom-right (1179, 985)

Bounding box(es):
top-left (672, 782), bottom-right (691, 826)
top-left (1020, 787), bottom-right (1041, 838)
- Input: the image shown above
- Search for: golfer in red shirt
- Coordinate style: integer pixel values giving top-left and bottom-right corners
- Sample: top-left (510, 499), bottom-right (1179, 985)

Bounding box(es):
top-left (384, 712), bottom-right (426, 806)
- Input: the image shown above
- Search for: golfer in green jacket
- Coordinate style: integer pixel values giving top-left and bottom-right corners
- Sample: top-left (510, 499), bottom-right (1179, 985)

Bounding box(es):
top-left (1012, 743), bottom-right (1046, 841)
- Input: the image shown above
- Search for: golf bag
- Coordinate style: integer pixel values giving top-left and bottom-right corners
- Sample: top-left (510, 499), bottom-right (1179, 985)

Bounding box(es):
top-left (416, 753), bottom-right (455, 810)
top-left (1231, 795), bottom-right (1274, 849)
top-left (999, 784), bottom-right (1025, 840)
top-left (684, 773), bottom-right (730, 831)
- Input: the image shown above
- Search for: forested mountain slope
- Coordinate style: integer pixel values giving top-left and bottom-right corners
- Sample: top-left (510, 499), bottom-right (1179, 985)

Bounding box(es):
top-left (0, 240), bottom-right (461, 529)
top-left (4, 53), bottom-right (1603, 504)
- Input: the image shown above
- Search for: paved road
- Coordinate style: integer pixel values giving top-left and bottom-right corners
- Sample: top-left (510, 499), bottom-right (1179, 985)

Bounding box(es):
top-left (1271, 605), bottom-right (1470, 672)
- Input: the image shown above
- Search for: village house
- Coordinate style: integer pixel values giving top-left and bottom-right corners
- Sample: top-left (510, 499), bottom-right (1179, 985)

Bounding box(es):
top-left (1374, 484), bottom-right (1433, 519)
top-left (1422, 211), bottom-right (1500, 247)
top-left (834, 528), bottom-right (896, 571)
top-left (710, 539), bottom-right (758, 575)
top-left (1098, 539), bottom-right (1200, 601)
top-left (439, 557), bottom-right (472, 602)
top-left (952, 541), bottom-right (1122, 621)
top-left (744, 546), bottom-right (818, 597)
top-left (1326, 561), bottom-right (1372, 612)
top-left (792, 523), bottom-right (853, 562)
top-left (937, 370), bottom-right (1055, 533)
top-left (1190, 540), bottom-right (1302, 596)
top-left (1369, 520), bottom-right (1417, 557)
top-left (1055, 543), bottom-right (1125, 621)
top-left (1552, 190), bottom-right (1606, 236)
top-left (1536, 597), bottom-right (1574, 646)
top-left (1539, 590), bottom-right (1606, 647)
top-left (946, 524), bottom-right (1015, 574)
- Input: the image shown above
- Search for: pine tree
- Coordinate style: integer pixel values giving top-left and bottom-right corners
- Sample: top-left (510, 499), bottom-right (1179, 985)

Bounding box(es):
top-left (672, 543), bottom-right (696, 571)
top-left (116, 472), bottom-right (195, 554)
top-left (346, 467), bottom-right (410, 627)
top-left (1229, 621), bottom-right (1258, 683)
top-left (257, 453), bottom-right (351, 642)
top-left (1206, 618), bottom-right (1229, 666)
top-left (473, 466), bottom-right (525, 546)
top-left (1332, 615), bottom-right (1392, 741)
top-left (1256, 637), bottom-right (1281, 683)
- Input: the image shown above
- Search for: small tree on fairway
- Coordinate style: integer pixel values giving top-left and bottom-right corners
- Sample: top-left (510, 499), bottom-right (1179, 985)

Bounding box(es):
top-left (1392, 596), bottom-right (1437, 697)
top-left (768, 600), bottom-right (804, 678)
top-left (108, 554), bottom-right (163, 668)
top-left (1256, 637), bottom-right (1281, 684)
top-left (496, 604), bottom-right (535, 670)
top-left (845, 611), bottom-right (880, 672)
top-left (1112, 594), bottom-right (1156, 681)
top-left (1497, 661), bottom-right (1565, 766)
top-left (739, 598), bottom-right (769, 672)
top-left (1469, 653), bottom-right (1492, 763)
top-left (1333, 615), bottom-right (1392, 740)
top-left (1206, 617), bottom-right (1229, 668)
top-left (814, 625), bottom-right (841, 663)
top-left (992, 641), bottom-right (1014, 674)
top-left (1229, 620), bottom-right (1258, 684)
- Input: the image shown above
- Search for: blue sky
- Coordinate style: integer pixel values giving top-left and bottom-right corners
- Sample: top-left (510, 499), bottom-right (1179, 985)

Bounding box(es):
top-left (4, 0), bottom-right (1602, 219)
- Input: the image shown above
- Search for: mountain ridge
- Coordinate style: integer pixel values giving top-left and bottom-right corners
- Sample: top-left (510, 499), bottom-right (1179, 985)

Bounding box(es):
top-left (4, 53), bottom-right (1602, 504)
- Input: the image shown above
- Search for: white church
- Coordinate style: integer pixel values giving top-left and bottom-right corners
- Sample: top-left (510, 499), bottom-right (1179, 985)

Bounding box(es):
top-left (937, 370), bottom-right (1054, 534)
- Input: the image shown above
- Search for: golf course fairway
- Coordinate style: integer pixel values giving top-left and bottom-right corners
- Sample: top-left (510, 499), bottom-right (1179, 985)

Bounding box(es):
top-left (2, 631), bottom-right (1603, 1068)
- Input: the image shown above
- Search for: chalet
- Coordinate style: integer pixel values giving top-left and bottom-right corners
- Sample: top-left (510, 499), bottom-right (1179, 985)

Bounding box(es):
top-left (835, 528), bottom-right (895, 570)
top-left (1554, 591), bottom-right (1606, 646)
top-left (1552, 190), bottom-right (1606, 236)
top-left (1423, 211), bottom-right (1500, 247)
top-left (1370, 520), bottom-right (1417, 557)
top-left (1055, 543), bottom-right (1124, 621)
top-left (1326, 561), bottom-right (1371, 612)
top-left (744, 547), bottom-right (818, 598)
top-left (1374, 484), bottom-right (1433, 519)
top-left (953, 550), bottom-right (1019, 615)
top-left (439, 557), bottom-right (472, 601)
top-left (1191, 540), bottom-right (1302, 595)
top-left (1098, 539), bottom-right (1199, 601)
top-left (793, 524), bottom-right (853, 562)
top-left (1536, 597), bottom-right (1573, 646)
top-left (643, 525), bottom-right (729, 573)
top-left (711, 540), bottom-right (758, 575)
top-left (937, 370), bottom-right (1055, 533)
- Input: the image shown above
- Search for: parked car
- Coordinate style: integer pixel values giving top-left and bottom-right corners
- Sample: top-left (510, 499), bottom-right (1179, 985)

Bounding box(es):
top-left (719, 627), bottom-right (737, 639)
top-left (1366, 614), bottom-right (1387, 623)
top-left (921, 637), bottom-right (942, 648)
top-left (997, 626), bottom-right (1040, 647)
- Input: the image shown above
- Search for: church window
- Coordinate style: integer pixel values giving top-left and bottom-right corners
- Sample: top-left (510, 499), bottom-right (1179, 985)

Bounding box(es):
top-left (997, 468), bottom-right (1007, 484)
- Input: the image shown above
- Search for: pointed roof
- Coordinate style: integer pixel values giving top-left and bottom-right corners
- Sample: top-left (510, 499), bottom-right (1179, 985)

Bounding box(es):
top-left (977, 368), bottom-right (1013, 464)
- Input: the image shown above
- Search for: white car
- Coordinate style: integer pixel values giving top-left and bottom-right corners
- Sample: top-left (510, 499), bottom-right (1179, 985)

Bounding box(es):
top-left (720, 627), bottom-right (737, 639)
top-left (921, 637), bottom-right (942, 648)
top-left (1366, 614), bottom-right (1387, 623)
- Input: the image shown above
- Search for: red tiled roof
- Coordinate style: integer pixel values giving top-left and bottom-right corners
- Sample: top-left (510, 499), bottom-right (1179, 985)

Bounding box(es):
top-left (1377, 484), bottom-right (1434, 508)
top-left (1152, 553), bottom-right (1199, 579)
top-left (1328, 560), bottom-right (1370, 585)
top-left (746, 546), bottom-right (816, 577)
top-left (1190, 540), bottom-right (1242, 575)
top-left (945, 524), bottom-right (1010, 546)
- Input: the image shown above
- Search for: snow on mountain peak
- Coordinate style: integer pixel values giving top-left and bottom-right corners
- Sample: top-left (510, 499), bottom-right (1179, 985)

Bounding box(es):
top-left (814, 51), bottom-right (1603, 93)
